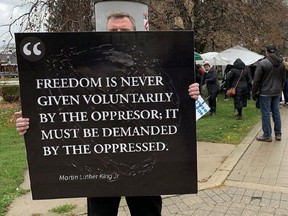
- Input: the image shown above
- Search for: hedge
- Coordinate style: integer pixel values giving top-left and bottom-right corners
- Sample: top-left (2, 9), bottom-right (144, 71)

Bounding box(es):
top-left (0, 85), bottom-right (20, 103)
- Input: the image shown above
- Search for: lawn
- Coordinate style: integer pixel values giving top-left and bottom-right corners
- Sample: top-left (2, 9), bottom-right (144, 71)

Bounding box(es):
top-left (196, 92), bottom-right (261, 144)
top-left (0, 102), bottom-right (27, 216)
top-left (0, 93), bottom-right (261, 215)
top-left (0, 78), bottom-right (19, 83)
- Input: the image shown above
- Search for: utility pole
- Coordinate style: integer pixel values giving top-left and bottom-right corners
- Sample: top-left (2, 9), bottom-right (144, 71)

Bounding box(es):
top-left (91, 0), bottom-right (149, 31)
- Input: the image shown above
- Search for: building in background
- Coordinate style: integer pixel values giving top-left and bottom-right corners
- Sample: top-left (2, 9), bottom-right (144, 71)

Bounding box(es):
top-left (0, 43), bottom-right (18, 78)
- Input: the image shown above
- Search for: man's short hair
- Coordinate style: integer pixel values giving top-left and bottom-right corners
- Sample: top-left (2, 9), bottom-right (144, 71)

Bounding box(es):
top-left (106, 12), bottom-right (136, 31)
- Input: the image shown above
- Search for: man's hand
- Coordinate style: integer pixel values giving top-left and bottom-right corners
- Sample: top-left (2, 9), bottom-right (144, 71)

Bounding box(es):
top-left (188, 83), bottom-right (200, 100)
top-left (14, 111), bottom-right (30, 136)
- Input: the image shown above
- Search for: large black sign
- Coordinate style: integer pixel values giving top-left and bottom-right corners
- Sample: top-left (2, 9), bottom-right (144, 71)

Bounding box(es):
top-left (15, 32), bottom-right (197, 199)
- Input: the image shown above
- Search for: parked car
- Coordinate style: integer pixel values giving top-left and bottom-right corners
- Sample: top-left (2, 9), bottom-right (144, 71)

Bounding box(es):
top-left (0, 71), bottom-right (18, 78)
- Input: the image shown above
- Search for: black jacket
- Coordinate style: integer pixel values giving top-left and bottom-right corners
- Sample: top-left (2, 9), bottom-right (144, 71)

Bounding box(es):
top-left (227, 59), bottom-right (252, 89)
top-left (252, 54), bottom-right (286, 97)
top-left (201, 66), bottom-right (219, 95)
top-left (226, 58), bottom-right (252, 109)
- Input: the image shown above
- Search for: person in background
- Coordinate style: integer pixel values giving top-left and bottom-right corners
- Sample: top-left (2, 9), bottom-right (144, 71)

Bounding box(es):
top-left (252, 44), bottom-right (286, 142)
top-left (282, 60), bottom-right (288, 106)
top-left (226, 58), bottom-right (252, 120)
top-left (195, 64), bottom-right (201, 85)
top-left (246, 66), bottom-right (253, 100)
top-left (195, 64), bottom-right (204, 86)
top-left (222, 64), bottom-right (233, 101)
top-left (106, 12), bottom-right (136, 32)
top-left (201, 61), bottom-right (219, 116)
top-left (15, 12), bottom-right (200, 216)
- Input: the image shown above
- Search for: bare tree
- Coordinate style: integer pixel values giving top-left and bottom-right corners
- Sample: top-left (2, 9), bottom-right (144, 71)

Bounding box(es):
top-left (149, 0), bottom-right (193, 30)
top-left (1, 0), bottom-right (50, 43)
top-left (2, 0), bottom-right (288, 54)
top-left (193, 0), bottom-right (288, 53)
top-left (46, 0), bottom-right (93, 32)
top-left (0, 0), bottom-right (93, 45)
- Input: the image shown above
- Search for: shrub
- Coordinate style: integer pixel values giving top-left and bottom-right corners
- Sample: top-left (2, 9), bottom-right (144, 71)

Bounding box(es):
top-left (0, 86), bottom-right (20, 103)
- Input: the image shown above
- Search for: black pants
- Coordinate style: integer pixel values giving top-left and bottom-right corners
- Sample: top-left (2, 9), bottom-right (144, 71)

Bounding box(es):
top-left (87, 196), bottom-right (162, 216)
top-left (208, 91), bottom-right (218, 112)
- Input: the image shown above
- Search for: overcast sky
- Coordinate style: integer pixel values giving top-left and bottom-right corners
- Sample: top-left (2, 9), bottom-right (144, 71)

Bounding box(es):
top-left (0, 0), bottom-right (28, 46)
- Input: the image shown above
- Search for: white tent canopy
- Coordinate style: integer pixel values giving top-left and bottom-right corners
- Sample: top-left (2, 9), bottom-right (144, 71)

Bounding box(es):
top-left (218, 45), bottom-right (264, 66)
top-left (199, 52), bottom-right (230, 66)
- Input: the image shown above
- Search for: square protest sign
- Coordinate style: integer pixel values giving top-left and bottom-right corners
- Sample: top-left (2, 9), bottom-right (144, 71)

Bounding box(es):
top-left (196, 95), bottom-right (210, 121)
top-left (15, 32), bottom-right (197, 199)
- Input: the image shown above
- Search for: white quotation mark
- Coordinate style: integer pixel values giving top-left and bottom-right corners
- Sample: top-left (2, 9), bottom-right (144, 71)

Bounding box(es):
top-left (23, 42), bottom-right (42, 56)
top-left (20, 37), bottom-right (45, 61)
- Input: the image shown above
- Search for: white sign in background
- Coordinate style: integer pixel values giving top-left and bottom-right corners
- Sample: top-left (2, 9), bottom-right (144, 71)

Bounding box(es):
top-left (195, 95), bottom-right (210, 121)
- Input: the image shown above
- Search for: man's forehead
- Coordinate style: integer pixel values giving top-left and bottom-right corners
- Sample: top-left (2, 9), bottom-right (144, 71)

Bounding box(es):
top-left (106, 17), bottom-right (134, 31)
top-left (107, 17), bottom-right (133, 26)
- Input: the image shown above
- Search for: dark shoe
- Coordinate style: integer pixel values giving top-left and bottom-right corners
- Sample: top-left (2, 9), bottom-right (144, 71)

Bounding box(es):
top-left (256, 135), bottom-right (272, 142)
top-left (275, 134), bottom-right (282, 141)
top-left (236, 115), bottom-right (242, 120)
top-left (209, 108), bottom-right (216, 116)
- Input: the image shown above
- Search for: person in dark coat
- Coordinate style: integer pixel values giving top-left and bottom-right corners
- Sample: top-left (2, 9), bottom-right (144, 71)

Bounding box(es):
top-left (221, 64), bottom-right (233, 101)
top-left (252, 44), bottom-right (286, 142)
top-left (201, 61), bottom-right (219, 115)
top-left (226, 58), bottom-right (252, 120)
top-left (282, 61), bottom-right (288, 105)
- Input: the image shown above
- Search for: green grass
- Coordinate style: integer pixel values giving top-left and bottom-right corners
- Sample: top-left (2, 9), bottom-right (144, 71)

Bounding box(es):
top-left (0, 78), bottom-right (19, 82)
top-left (196, 92), bottom-right (261, 144)
top-left (49, 204), bottom-right (77, 214)
top-left (0, 102), bottom-right (27, 216)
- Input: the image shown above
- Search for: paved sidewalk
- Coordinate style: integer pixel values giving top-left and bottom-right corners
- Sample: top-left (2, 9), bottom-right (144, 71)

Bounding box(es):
top-left (6, 107), bottom-right (288, 216)
top-left (6, 142), bottom-right (236, 216)
top-left (158, 107), bottom-right (288, 216)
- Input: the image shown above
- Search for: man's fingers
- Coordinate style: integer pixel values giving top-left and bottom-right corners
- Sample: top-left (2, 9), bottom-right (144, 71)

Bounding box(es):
top-left (188, 83), bottom-right (200, 100)
top-left (15, 116), bottom-right (29, 136)
top-left (16, 127), bottom-right (29, 136)
top-left (14, 111), bottom-right (22, 118)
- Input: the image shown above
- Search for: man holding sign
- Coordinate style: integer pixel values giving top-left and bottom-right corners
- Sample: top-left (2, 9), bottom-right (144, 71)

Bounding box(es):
top-left (15, 12), bottom-right (199, 216)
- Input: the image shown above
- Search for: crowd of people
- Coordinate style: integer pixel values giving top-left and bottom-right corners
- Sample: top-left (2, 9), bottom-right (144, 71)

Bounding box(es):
top-left (196, 44), bottom-right (287, 142)
top-left (196, 59), bottom-right (252, 118)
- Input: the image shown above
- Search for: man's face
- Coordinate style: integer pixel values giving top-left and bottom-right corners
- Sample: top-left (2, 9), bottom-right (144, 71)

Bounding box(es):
top-left (107, 17), bottom-right (134, 32)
